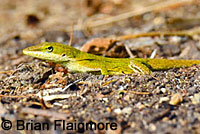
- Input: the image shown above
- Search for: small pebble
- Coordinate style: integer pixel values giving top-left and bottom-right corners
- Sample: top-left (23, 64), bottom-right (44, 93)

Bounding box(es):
top-left (159, 97), bottom-right (170, 103)
top-left (149, 123), bottom-right (157, 131)
top-left (169, 93), bottom-right (183, 105)
top-left (162, 117), bottom-right (169, 121)
top-left (122, 107), bottom-right (132, 115)
top-left (124, 94), bottom-right (130, 101)
top-left (130, 122), bottom-right (136, 128)
top-left (114, 108), bottom-right (122, 114)
top-left (62, 105), bottom-right (70, 109)
top-left (169, 36), bottom-right (181, 44)
top-left (161, 88), bottom-right (167, 93)
top-left (136, 102), bottom-right (145, 110)
top-left (102, 97), bottom-right (108, 102)
top-left (191, 93), bottom-right (200, 104)
top-left (106, 107), bottom-right (112, 113)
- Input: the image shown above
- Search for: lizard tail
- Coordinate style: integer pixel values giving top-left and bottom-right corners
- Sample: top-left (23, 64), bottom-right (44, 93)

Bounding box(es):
top-left (138, 58), bottom-right (200, 70)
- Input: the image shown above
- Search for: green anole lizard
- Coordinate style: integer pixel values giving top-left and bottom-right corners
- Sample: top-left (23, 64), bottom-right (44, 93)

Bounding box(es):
top-left (23, 42), bottom-right (200, 75)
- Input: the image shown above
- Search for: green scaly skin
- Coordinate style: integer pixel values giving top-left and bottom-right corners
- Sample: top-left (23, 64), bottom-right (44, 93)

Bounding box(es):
top-left (23, 42), bottom-right (200, 75)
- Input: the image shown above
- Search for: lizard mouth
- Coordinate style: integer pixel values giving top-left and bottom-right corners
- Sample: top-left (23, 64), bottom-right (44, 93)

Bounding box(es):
top-left (23, 45), bottom-right (52, 60)
top-left (23, 44), bottom-right (42, 52)
top-left (23, 49), bottom-right (46, 59)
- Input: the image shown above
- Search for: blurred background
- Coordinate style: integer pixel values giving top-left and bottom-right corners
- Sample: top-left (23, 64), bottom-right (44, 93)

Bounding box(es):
top-left (1, 0), bottom-right (200, 39)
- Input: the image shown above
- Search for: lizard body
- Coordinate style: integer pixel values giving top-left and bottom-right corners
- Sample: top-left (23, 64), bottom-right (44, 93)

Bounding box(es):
top-left (23, 42), bottom-right (200, 75)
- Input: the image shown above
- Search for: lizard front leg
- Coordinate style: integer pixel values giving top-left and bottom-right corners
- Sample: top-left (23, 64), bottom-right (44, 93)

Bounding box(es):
top-left (129, 60), bottom-right (152, 75)
top-left (100, 67), bottom-right (110, 75)
top-left (100, 66), bottom-right (124, 75)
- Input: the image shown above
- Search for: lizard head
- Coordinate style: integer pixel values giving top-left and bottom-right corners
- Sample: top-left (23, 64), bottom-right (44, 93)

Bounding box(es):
top-left (23, 42), bottom-right (80, 62)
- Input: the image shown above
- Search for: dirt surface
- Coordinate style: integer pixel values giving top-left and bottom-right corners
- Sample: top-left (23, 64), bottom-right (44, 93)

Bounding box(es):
top-left (0, 0), bottom-right (200, 133)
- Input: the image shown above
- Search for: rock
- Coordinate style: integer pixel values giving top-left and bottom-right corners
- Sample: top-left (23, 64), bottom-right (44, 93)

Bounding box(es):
top-left (191, 93), bottom-right (200, 104)
top-left (161, 88), bottom-right (167, 93)
top-left (149, 123), bottom-right (157, 131)
top-left (169, 93), bottom-right (183, 105)
top-left (114, 108), bottom-right (122, 114)
top-left (136, 102), bottom-right (146, 110)
top-left (159, 97), bottom-right (170, 103)
top-left (122, 107), bottom-right (132, 115)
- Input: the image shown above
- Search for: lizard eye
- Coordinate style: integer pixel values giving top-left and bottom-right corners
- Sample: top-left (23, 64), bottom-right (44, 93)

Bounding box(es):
top-left (47, 46), bottom-right (53, 52)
